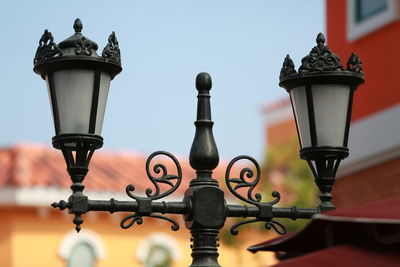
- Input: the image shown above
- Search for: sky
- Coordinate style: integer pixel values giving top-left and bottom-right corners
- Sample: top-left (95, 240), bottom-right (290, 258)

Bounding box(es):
top-left (0, 0), bottom-right (325, 162)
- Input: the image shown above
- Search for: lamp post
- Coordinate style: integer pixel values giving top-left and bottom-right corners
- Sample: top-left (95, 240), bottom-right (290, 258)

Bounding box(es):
top-left (34, 19), bottom-right (363, 267)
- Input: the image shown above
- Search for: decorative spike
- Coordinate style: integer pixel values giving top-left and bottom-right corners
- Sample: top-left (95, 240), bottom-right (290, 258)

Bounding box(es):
top-left (102, 31), bottom-right (121, 63)
top-left (73, 214), bottom-right (84, 233)
top-left (189, 73), bottom-right (219, 174)
top-left (196, 72), bottom-right (212, 93)
top-left (51, 200), bottom-right (69, 210)
top-left (33, 29), bottom-right (62, 65)
top-left (73, 18), bottom-right (83, 33)
top-left (279, 54), bottom-right (297, 81)
top-left (316, 32), bottom-right (325, 46)
top-left (346, 52), bottom-right (363, 74)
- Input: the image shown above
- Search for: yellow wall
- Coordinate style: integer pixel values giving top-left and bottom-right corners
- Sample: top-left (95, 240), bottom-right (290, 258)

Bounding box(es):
top-left (2, 207), bottom-right (276, 267)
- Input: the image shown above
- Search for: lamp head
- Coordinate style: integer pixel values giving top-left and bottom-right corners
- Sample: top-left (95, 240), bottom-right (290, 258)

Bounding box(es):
top-left (33, 18), bottom-right (122, 150)
top-left (279, 33), bottom-right (364, 161)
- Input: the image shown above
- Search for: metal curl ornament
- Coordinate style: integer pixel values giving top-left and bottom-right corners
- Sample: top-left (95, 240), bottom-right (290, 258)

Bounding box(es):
top-left (230, 218), bottom-right (287, 236)
top-left (120, 214), bottom-right (143, 229)
top-left (225, 155), bottom-right (263, 205)
top-left (125, 151), bottom-right (182, 201)
top-left (265, 220), bottom-right (287, 235)
top-left (120, 213), bottom-right (179, 231)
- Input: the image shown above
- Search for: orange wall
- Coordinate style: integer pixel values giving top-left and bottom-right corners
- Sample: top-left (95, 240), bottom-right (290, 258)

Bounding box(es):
top-left (327, 0), bottom-right (400, 121)
top-left (0, 209), bottom-right (12, 267)
top-left (1, 207), bottom-right (277, 267)
top-left (266, 120), bottom-right (297, 148)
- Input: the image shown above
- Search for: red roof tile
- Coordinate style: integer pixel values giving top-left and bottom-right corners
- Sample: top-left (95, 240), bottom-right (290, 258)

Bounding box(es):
top-left (0, 144), bottom-right (240, 196)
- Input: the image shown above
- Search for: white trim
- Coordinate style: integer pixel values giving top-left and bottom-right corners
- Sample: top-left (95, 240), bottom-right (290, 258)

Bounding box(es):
top-left (136, 232), bottom-right (181, 263)
top-left (0, 186), bottom-right (183, 206)
top-left (263, 101), bottom-right (293, 126)
top-left (347, 0), bottom-right (398, 41)
top-left (59, 229), bottom-right (106, 259)
top-left (337, 104), bottom-right (400, 177)
top-left (338, 146), bottom-right (400, 177)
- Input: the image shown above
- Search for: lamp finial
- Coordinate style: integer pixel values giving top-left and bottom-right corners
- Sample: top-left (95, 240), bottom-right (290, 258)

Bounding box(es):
top-left (74, 18), bottom-right (83, 33)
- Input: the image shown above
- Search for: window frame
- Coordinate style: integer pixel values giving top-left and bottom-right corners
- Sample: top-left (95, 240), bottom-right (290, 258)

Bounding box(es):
top-left (136, 233), bottom-right (181, 266)
top-left (58, 229), bottom-right (106, 265)
top-left (347, 0), bottom-right (398, 41)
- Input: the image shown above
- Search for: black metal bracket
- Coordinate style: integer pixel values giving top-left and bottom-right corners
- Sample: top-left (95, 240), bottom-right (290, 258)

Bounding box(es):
top-left (50, 72), bottom-right (332, 267)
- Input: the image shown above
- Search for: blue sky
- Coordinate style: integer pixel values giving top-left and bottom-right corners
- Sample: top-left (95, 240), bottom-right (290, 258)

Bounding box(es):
top-left (0, 0), bottom-right (324, 162)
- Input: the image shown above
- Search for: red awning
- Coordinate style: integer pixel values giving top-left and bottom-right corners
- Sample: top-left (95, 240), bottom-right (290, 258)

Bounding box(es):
top-left (248, 197), bottom-right (400, 253)
top-left (271, 244), bottom-right (400, 267)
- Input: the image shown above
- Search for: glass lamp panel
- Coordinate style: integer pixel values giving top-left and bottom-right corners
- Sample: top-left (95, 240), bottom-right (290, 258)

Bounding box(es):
top-left (312, 84), bottom-right (350, 147)
top-left (290, 86), bottom-right (312, 148)
top-left (45, 76), bottom-right (57, 132)
top-left (94, 73), bottom-right (111, 135)
top-left (52, 69), bottom-right (95, 134)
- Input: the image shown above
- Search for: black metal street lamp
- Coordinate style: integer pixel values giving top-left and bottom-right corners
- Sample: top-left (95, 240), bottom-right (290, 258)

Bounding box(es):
top-left (34, 19), bottom-right (363, 267)
top-left (279, 33), bottom-right (364, 211)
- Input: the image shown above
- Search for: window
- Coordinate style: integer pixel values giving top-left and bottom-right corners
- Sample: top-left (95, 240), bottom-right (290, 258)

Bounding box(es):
top-left (347, 0), bottom-right (398, 41)
top-left (355, 0), bottom-right (388, 22)
top-left (59, 229), bottom-right (106, 267)
top-left (136, 233), bottom-right (181, 267)
top-left (68, 242), bottom-right (96, 267)
top-left (144, 244), bottom-right (173, 267)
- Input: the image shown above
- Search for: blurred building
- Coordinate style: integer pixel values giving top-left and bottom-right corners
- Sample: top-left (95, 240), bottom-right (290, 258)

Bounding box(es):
top-left (263, 0), bottom-right (400, 209)
top-left (0, 144), bottom-right (275, 267)
top-left (327, 0), bottom-right (400, 207)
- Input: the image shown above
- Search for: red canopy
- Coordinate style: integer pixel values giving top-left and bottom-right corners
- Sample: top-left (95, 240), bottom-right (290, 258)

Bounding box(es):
top-left (248, 197), bottom-right (400, 266)
top-left (271, 244), bottom-right (400, 267)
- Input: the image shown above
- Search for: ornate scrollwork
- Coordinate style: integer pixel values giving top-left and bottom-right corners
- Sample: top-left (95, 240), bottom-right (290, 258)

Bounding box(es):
top-left (225, 155), bottom-right (280, 205)
top-left (74, 37), bottom-right (95, 56)
top-left (125, 151), bottom-right (182, 201)
top-left (120, 213), bottom-right (179, 231)
top-left (119, 151), bottom-right (182, 231)
top-left (299, 33), bottom-right (343, 73)
top-left (231, 218), bottom-right (287, 236)
top-left (34, 29), bottom-right (63, 64)
top-left (102, 31), bottom-right (121, 63)
top-left (226, 156), bottom-right (287, 235)
top-left (120, 214), bottom-right (143, 228)
top-left (346, 52), bottom-right (363, 74)
top-left (280, 54), bottom-right (297, 81)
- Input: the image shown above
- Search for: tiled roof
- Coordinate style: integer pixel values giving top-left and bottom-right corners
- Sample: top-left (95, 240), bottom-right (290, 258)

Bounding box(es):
top-left (0, 144), bottom-right (234, 195)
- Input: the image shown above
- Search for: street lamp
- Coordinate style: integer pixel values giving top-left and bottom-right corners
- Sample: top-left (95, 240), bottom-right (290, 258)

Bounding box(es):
top-left (279, 33), bottom-right (364, 211)
top-left (34, 19), bottom-right (363, 267)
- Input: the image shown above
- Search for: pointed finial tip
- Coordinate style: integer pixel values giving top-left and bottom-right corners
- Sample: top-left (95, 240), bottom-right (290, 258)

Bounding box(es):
top-left (316, 33), bottom-right (325, 44)
top-left (73, 18), bottom-right (83, 33)
top-left (195, 72), bottom-right (212, 91)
